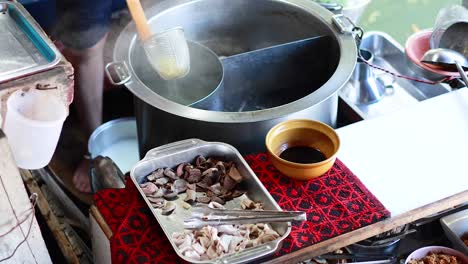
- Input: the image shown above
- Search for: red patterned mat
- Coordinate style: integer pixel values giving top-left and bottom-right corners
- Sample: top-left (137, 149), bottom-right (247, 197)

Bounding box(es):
top-left (94, 154), bottom-right (390, 263)
top-left (245, 153), bottom-right (390, 255)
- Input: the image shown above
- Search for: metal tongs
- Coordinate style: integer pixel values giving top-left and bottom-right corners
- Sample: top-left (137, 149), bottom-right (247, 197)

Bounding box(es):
top-left (184, 205), bottom-right (306, 229)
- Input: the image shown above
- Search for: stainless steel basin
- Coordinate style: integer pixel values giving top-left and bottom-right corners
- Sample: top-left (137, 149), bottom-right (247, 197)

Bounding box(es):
top-left (340, 31), bottom-right (450, 120)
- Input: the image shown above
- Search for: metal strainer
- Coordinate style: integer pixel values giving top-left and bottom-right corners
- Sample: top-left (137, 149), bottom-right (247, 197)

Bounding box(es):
top-left (126, 0), bottom-right (190, 80)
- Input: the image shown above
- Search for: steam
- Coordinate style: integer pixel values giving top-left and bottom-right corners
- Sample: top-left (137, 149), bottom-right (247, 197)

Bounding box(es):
top-left (133, 40), bottom-right (223, 109)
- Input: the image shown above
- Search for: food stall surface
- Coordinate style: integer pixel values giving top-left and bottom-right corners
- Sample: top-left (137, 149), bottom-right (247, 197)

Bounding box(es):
top-left (2, 0), bottom-right (467, 263)
top-left (338, 89), bottom-right (468, 216)
top-left (84, 89), bottom-right (467, 264)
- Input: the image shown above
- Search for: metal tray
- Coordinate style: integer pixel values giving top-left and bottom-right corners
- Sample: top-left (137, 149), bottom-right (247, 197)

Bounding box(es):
top-left (130, 139), bottom-right (291, 264)
top-left (0, 1), bottom-right (60, 83)
top-left (339, 31), bottom-right (450, 119)
top-left (440, 208), bottom-right (468, 254)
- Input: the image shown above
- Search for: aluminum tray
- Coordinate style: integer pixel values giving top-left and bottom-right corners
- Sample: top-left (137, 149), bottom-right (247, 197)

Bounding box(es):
top-left (130, 139), bottom-right (291, 264)
top-left (0, 1), bottom-right (61, 83)
top-left (339, 31), bottom-right (450, 119)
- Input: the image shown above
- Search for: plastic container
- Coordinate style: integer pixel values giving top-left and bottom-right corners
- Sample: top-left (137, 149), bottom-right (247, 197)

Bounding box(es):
top-left (3, 89), bottom-right (67, 169)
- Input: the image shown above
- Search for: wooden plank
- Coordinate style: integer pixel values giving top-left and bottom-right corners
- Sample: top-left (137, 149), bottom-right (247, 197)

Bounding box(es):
top-left (90, 206), bottom-right (113, 239)
top-left (36, 168), bottom-right (90, 232)
top-left (0, 130), bottom-right (52, 263)
top-left (33, 170), bottom-right (93, 263)
top-left (20, 169), bottom-right (80, 264)
top-left (266, 190), bottom-right (468, 264)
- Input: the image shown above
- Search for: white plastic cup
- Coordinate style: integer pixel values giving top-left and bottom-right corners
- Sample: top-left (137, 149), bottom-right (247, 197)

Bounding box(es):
top-left (3, 89), bottom-right (67, 169)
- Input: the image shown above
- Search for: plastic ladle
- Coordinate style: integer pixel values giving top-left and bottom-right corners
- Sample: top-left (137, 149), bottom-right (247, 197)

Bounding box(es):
top-left (421, 48), bottom-right (468, 87)
top-left (126, 0), bottom-right (190, 80)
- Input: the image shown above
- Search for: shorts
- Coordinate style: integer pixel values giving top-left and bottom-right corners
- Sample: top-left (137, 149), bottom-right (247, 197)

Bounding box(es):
top-left (53, 0), bottom-right (121, 50)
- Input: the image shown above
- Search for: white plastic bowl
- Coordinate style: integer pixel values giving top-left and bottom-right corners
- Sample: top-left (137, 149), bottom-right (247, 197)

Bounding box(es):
top-left (405, 246), bottom-right (468, 264)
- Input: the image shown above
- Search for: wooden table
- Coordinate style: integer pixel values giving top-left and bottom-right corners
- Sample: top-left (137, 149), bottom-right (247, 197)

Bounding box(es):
top-left (0, 130), bottom-right (52, 263)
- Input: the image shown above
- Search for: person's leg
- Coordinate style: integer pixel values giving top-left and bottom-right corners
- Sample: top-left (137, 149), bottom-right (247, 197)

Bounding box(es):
top-left (63, 35), bottom-right (107, 192)
top-left (54, 0), bottom-right (113, 192)
top-left (63, 35), bottom-right (107, 135)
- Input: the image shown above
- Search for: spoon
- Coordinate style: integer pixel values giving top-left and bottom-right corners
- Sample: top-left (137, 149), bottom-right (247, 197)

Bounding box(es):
top-left (421, 48), bottom-right (468, 87)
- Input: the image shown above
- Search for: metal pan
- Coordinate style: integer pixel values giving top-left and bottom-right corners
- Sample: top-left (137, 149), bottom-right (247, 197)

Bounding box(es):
top-left (130, 139), bottom-right (291, 264)
top-left (0, 1), bottom-right (61, 83)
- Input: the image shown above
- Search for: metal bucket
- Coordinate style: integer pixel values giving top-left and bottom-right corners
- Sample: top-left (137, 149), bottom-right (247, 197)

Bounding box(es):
top-left (88, 117), bottom-right (139, 174)
top-left (111, 0), bottom-right (357, 155)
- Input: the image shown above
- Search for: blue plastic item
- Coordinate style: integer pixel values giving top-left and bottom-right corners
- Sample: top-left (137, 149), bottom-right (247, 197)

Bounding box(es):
top-left (18, 0), bottom-right (56, 31)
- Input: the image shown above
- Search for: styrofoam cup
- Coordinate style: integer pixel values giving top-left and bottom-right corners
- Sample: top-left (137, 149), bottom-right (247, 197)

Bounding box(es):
top-left (3, 89), bottom-right (67, 169)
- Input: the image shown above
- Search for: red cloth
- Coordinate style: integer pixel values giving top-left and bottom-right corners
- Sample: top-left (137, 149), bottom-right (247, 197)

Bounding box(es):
top-left (245, 153), bottom-right (390, 255)
top-left (94, 154), bottom-right (390, 263)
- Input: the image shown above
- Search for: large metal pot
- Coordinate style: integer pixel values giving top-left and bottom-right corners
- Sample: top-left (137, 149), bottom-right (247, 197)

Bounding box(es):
top-left (111, 0), bottom-right (357, 155)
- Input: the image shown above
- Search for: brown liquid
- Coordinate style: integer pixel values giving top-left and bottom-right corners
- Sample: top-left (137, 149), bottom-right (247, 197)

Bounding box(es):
top-left (279, 146), bottom-right (326, 164)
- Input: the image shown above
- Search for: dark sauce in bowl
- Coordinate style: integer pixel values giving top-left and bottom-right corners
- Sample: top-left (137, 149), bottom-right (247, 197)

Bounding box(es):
top-left (279, 146), bottom-right (326, 164)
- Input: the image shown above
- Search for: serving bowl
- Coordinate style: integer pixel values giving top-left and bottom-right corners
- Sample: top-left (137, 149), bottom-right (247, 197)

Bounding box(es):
top-left (405, 246), bottom-right (468, 264)
top-left (265, 119), bottom-right (340, 180)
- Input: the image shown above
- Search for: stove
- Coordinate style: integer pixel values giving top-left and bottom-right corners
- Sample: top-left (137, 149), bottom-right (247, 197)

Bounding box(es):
top-left (303, 204), bottom-right (468, 264)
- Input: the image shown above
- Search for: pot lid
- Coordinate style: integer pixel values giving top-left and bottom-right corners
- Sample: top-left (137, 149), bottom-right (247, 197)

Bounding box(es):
top-left (0, 1), bottom-right (60, 83)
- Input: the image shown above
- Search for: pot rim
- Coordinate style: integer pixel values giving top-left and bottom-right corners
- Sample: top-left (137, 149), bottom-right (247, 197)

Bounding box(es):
top-left (113, 0), bottom-right (357, 123)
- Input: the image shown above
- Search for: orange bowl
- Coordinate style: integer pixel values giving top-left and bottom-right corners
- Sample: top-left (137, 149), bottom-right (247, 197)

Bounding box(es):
top-left (265, 119), bottom-right (340, 180)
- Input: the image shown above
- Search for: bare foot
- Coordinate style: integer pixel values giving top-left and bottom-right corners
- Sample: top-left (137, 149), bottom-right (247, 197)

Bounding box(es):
top-left (73, 158), bottom-right (91, 193)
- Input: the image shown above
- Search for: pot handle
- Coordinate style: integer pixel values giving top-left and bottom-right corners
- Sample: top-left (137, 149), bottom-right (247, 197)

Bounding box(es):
top-left (332, 14), bottom-right (356, 35)
top-left (143, 139), bottom-right (205, 159)
top-left (105, 61), bottom-right (131, 85)
top-left (332, 14), bottom-right (364, 57)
